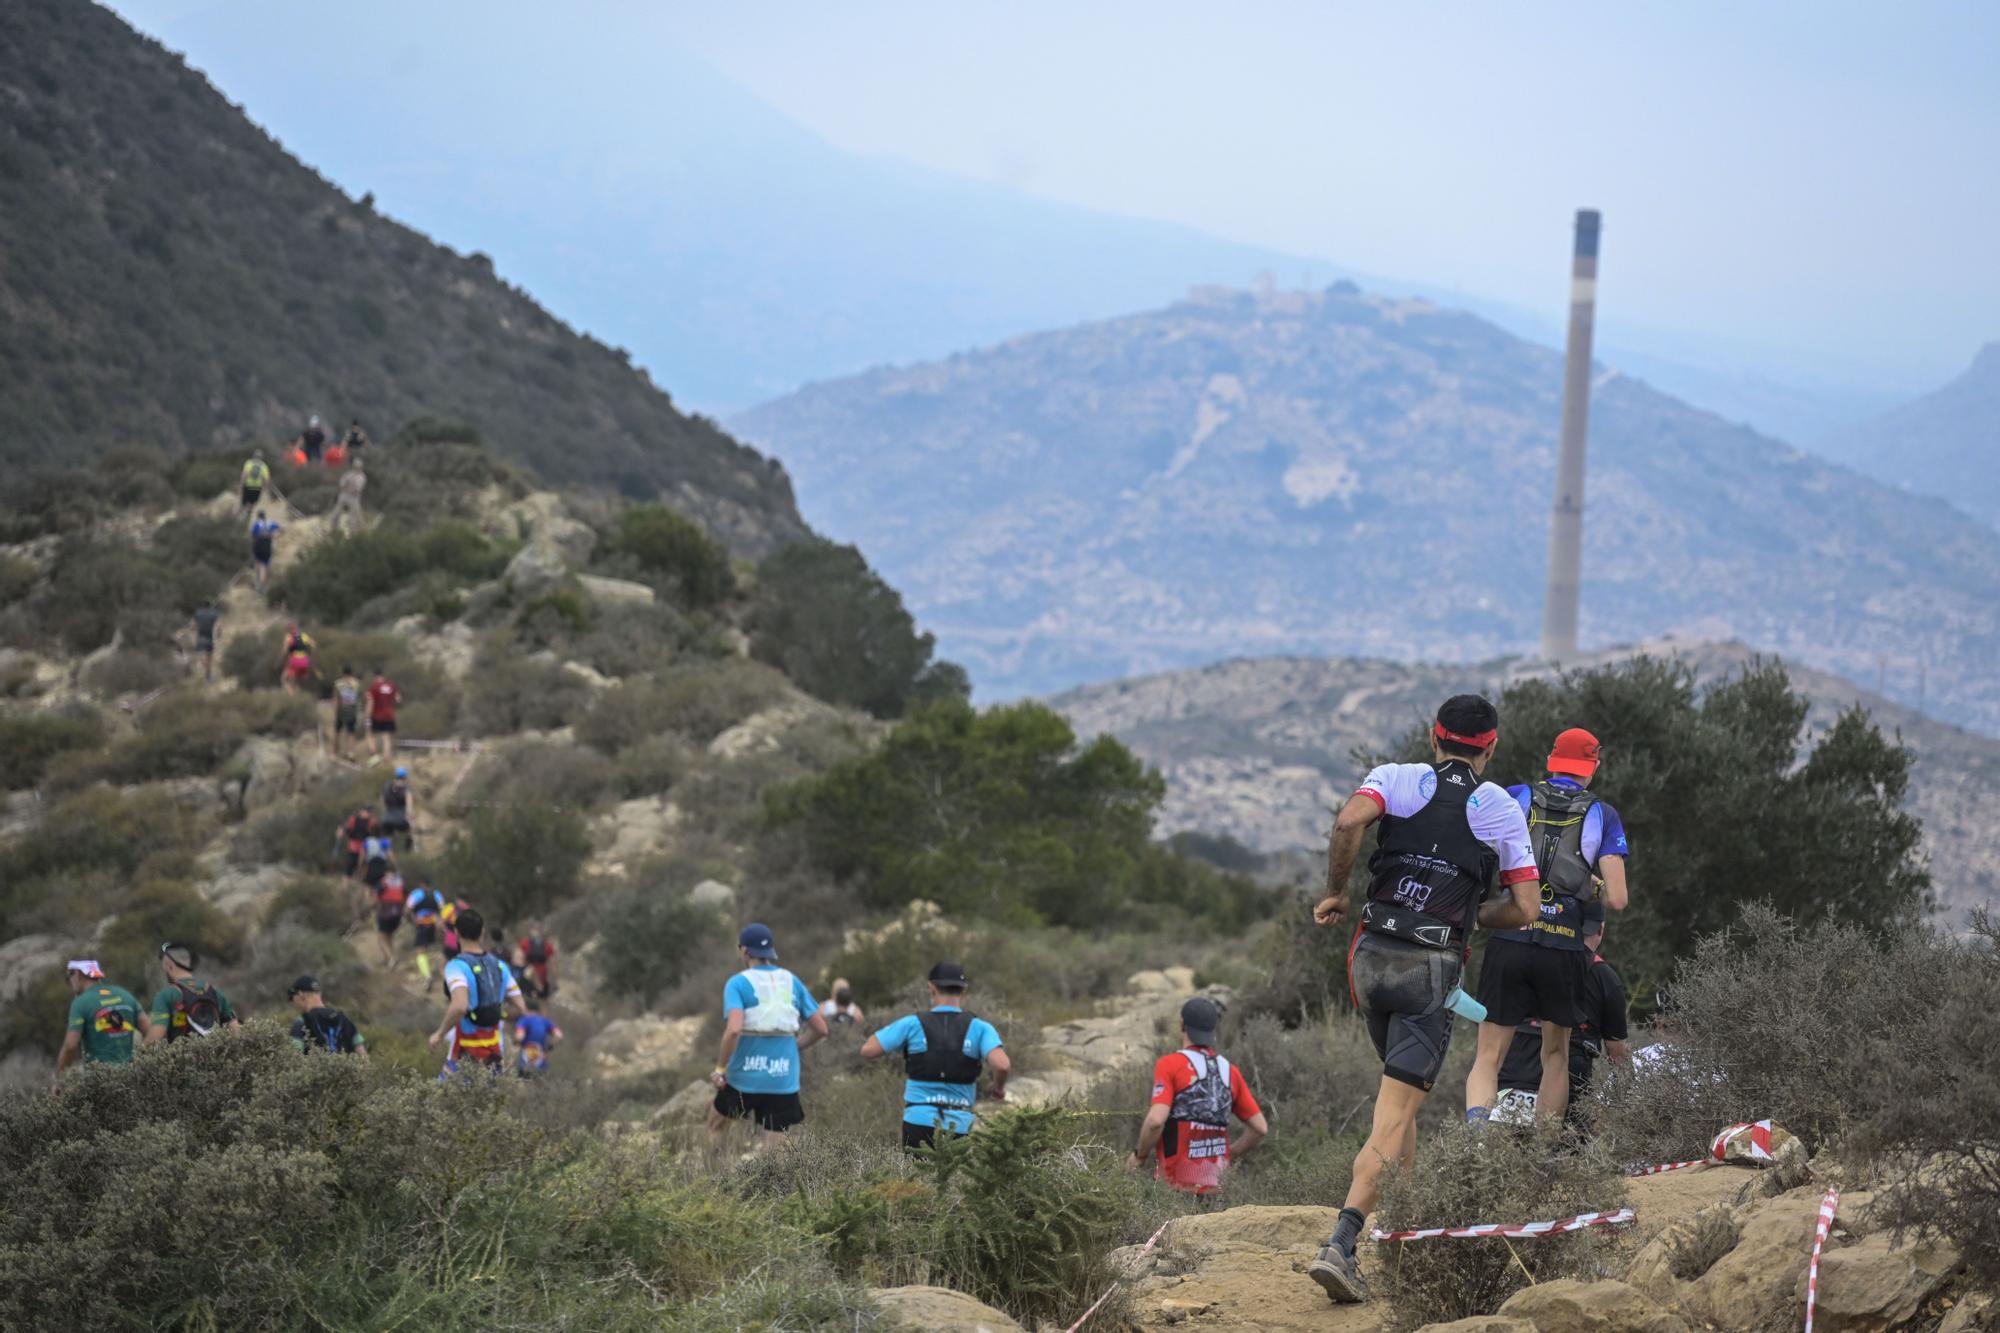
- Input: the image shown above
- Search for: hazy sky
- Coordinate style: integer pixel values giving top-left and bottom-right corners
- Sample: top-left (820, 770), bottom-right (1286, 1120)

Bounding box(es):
top-left (116, 0), bottom-right (1999, 391)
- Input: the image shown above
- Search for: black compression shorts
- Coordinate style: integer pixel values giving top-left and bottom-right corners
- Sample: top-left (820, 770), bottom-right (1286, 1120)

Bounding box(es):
top-left (712, 1086), bottom-right (805, 1133)
top-left (1350, 931), bottom-right (1462, 1092)
top-left (1475, 937), bottom-right (1587, 1029)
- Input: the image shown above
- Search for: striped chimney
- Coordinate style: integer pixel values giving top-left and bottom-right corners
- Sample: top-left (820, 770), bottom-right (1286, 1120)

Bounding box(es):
top-left (1540, 208), bottom-right (1600, 661)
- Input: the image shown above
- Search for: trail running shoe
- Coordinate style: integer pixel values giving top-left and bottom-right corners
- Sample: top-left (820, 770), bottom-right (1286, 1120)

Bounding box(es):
top-left (1308, 1243), bottom-right (1367, 1304)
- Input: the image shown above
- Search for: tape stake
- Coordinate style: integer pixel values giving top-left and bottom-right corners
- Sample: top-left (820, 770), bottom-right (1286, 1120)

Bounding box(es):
top-left (1371, 1207), bottom-right (1636, 1243)
top-left (1064, 1217), bottom-right (1173, 1332)
top-left (1805, 1188), bottom-right (1839, 1333)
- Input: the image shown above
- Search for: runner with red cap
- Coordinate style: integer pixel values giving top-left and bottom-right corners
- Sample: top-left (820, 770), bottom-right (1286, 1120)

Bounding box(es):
top-left (1305, 693), bottom-right (1541, 1304)
top-left (1467, 726), bottom-right (1632, 1128)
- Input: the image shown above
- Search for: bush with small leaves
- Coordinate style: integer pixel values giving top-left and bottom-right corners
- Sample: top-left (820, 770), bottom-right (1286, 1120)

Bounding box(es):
top-left (0, 707), bottom-right (105, 788)
top-left (606, 503), bottom-right (735, 609)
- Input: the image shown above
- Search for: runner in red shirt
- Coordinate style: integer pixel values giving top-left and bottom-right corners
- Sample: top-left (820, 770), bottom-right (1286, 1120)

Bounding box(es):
top-left (1129, 997), bottom-right (1267, 1193)
top-left (512, 922), bottom-right (558, 1000)
top-left (366, 670), bottom-right (401, 764)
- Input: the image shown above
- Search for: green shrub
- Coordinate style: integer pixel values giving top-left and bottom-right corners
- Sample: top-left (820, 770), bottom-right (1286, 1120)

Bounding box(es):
top-left (275, 520), bottom-right (509, 624)
top-left (749, 538), bottom-right (965, 719)
top-left (79, 645), bottom-right (181, 698)
top-left (169, 447), bottom-right (244, 499)
top-left (513, 580), bottom-right (595, 647)
top-left (0, 707), bottom-right (105, 788)
top-left (460, 646), bottom-right (595, 736)
top-left (591, 885), bottom-right (723, 1006)
top-left (390, 415), bottom-right (483, 448)
top-left (57, 691), bottom-right (311, 788)
top-left (1373, 1123), bottom-right (1627, 1330)
top-left (0, 552), bottom-right (38, 605)
top-left (611, 733), bottom-right (694, 797)
top-left (455, 739), bottom-right (614, 812)
top-left (20, 519), bottom-right (239, 655)
top-left (96, 878), bottom-right (245, 988)
top-left (436, 805), bottom-right (591, 925)
top-left (572, 600), bottom-right (695, 678)
top-left (236, 769), bottom-right (382, 869)
top-left (606, 503), bottom-right (734, 608)
top-left (0, 785), bottom-right (196, 886)
top-left (577, 661), bottom-right (790, 751)
top-left (768, 698), bottom-right (1171, 928)
top-left (260, 876), bottom-right (353, 936)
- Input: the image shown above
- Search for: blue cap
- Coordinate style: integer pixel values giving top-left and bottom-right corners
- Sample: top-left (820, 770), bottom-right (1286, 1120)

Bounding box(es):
top-left (738, 922), bottom-right (778, 959)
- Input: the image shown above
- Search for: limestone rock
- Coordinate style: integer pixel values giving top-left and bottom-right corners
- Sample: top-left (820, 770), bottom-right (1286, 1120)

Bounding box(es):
top-left (1497, 1279), bottom-right (1691, 1332)
top-left (1003, 1068), bottom-right (1091, 1108)
top-left (561, 660), bottom-right (616, 691)
top-left (588, 797), bottom-right (679, 870)
top-left (651, 1077), bottom-right (717, 1124)
top-left (1121, 1204), bottom-right (1387, 1331)
top-left (590, 1015), bottom-right (706, 1081)
top-left (688, 879), bottom-right (736, 909)
top-left (1416, 1320), bottom-right (1538, 1333)
top-left (1939, 1291), bottom-right (1993, 1333)
top-left (235, 736), bottom-right (301, 811)
top-left (870, 1284), bottom-right (1024, 1332)
top-left (706, 699), bottom-right (831, 760)
top-left (1161, 1205), bottom-right (1344, 1256)
top-left (203, 864), bottom-right (291, 918)
top-left (503, 539), bottom-right (573, 597)
top-left (577, 573), bottom-right (655, 607)
top-left (1792, 1233), bottom-right (1959, 1333)
top-left (1686, 1187), bottom-right (1873, 1331)
top-left (394, 617), bottom-right (477, 679)
top-left (0, 933), bottom-right (70, 1003)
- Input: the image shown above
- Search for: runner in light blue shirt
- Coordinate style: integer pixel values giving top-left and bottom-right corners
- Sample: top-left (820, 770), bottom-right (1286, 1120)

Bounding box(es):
top-left (707, 923), bottom-right (828, 1148)
top-left (862, 960), bottom-right (1009, 1150)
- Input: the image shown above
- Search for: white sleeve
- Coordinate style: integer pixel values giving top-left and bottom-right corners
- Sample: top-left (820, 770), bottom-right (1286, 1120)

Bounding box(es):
top-left (1356, 763), bottom-right (1428, 817)
top-left (1470, 784), bottom-right (1539, 886)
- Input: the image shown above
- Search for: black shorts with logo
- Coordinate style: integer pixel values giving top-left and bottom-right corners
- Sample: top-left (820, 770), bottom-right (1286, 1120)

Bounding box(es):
top-left (1349, 930), bottom-right (1463, 1092)
top-left (713, 1086), bottom-right (805, 1133)
top-left (902, 1120), bottom-right (968, 1152)
top-left (1475, 936), bottom-right (1587, 1029)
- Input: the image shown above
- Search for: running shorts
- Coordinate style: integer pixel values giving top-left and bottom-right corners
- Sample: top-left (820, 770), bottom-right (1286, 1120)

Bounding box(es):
top-left (241, 485), bottom-right (263, 507)
top-left (335, 706), bottom-right (359, 735)
top-left (412, 922), bottom-right (438, 948)
top-left (370, 717), bottom-right (397, 734)
top-left (375, 908), bottom-right (403, 935)
top-left (1349, 930), bottom-right (1463, 1092)
top-left (712, 1086), bottom-right (805, 1133)
top-left (1475, 937), bottom-right (1587, 1029)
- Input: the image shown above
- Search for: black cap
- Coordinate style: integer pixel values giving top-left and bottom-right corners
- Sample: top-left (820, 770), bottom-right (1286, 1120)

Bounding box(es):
top-left (928, 961), bottom-right (969, 990)
top-left (1181, 996), bottom-right (1224, 1043)
top-left (287, 975), bottom-right (321, 998)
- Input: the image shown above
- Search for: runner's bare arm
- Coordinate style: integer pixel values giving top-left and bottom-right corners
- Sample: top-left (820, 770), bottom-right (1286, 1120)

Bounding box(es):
top-left (1128, 1103), bottom-right (1171, 1168)
top-left (1599, 855), bottom-right (1629, 911)
top-left (984, 1045), bottom-right (1011, 1101)
top-left (711, 1009), bottom-right (744, 1087)
top-left (1314, 793), bottom-right (1382, 925)
top-left (54, 1030), bottom-right (81, 1077)
top-left (1232, 1109), bottom-right (1269, 1159)
top-left (795, 1010), bottom-right (830, 1054)
top-left (859, 1033), bottom-right (886, 1060)
top-left (1477, 877), bottom-right (1540, 929)
top-left (429, 987), bottom-right (467, 1049)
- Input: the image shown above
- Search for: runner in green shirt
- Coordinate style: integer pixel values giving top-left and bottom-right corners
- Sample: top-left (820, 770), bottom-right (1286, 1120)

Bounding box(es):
top-left (145, 944), bottom-right (239, 1044)
top-left (56, 961), bottom-right (147, 1085)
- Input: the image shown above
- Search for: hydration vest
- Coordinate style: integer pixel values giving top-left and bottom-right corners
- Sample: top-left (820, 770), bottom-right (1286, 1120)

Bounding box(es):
top-left (1168, 1048), bottom-right (1234, 1130)
top-left (738, 968), bottom-right (802, 1036)
top-left (459, 955), bottom-right (508, 1027)
top-left (1363, 760), bottom-right (1497, 944)
top-left (904, 1010), bottom-right (984, 1084)
top-left (1521, 780), bottom-right (1599, 950)
top-left (383, 781), bottom-right (409, 813)
top-left (522, 936), bottom-right (550, 965)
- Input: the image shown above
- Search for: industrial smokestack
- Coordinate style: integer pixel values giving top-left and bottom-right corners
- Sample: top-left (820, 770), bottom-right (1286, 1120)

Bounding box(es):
top-left (1540, 208), bottom-right (1601, 661)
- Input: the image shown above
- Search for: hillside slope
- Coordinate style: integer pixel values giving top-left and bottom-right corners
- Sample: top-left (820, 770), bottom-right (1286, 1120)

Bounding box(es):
top-left (1816, 342), bottom-right (2000, 532)
top-left (1049, 641), bottom-right (2000, 922)
top-left (733, 285), bottom-right (2000, 729)
top-left (0, 0), bottom-right (802, 554)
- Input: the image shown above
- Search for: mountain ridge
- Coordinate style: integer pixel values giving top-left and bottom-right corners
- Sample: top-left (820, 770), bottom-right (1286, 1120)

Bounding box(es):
top-left (732, 284), bottom-right (2000, 730)
top-left (0, 0), bottom-right (804, 555)
top-left (1815, 341), bottom-right (2000, 531)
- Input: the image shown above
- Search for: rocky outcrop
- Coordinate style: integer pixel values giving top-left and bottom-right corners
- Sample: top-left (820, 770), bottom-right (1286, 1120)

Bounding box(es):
top-left (1116, 1205), bottom-right (1390, 1332)
top-left (577, 573), bottom-right (654, 607)
top-left (0, 933), bottom-right (70, 1003)
top-left (1496, 1280), bottom-right (1690, 1333)
top-left (1794, 1233), bottom-right (1959, 1333)
top-left (688, 879), bottom-right (736, 910)
top-left (587, 797), bottom-right (680, 872)
top-left (1683, 1187), bottom-right (1873, 1331)
top-left (589, 1015), bottom-right (706, 1081)
top-left (503, 540), bottom-right (573, 598)
top-left (869, 1284), bottom-right (1024, 1332)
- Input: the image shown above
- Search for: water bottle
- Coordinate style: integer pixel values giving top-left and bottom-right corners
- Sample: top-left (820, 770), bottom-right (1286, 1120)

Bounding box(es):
top-left (1445, 987), bottom-right (1487, 1023)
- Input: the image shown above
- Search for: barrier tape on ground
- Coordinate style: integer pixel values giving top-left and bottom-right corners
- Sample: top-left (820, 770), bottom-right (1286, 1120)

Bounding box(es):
top-left (393, 738), bottom-right (485, 753)
top-left (1624, 1158), bottom-right (1708, 1177)
top-left (1063, 1216), bottom-right (1173, 1332)
top-left (1370, 1207), bottom-right (1636, 1243)
top-left (1805, 1187), bottom-right (1839, 1333)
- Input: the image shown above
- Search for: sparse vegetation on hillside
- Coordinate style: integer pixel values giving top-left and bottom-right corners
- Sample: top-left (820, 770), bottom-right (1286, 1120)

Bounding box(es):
top-left (0, 0), bottom-right (806, 554)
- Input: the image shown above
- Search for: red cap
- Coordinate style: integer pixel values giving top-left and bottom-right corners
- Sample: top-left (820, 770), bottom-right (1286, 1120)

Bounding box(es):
top-left (1547, 728), bottom-right (1601, 779)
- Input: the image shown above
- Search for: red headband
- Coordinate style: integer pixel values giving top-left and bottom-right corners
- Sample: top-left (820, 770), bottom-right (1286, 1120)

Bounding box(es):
top-left (1434, 721), bottom-right (1498, 749)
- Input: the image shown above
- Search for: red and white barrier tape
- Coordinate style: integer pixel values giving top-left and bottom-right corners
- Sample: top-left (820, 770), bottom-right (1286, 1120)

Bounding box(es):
top-left (1625, 1158), bottom-right (1707, 1177)
top-left (1370, 1207), bottom-right (1636, 1243)
top-left (1804, 1188), bottom-right (1839, 1333)
top-left (1064, 1216), bottom-right (1173, 1333)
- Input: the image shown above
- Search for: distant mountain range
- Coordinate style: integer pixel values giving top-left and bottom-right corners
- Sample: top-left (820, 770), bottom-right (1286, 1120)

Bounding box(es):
top-left (0, 0), bottom-right (804, 554)
top-left (1048, 642), bottom-right (2000, 923)
top-left (1815, 343), bottom-right (2000, 532)
top-left (732, 284), bottom-right (2000, 731)
top-left (114, 3), bottom-right (1901, 442)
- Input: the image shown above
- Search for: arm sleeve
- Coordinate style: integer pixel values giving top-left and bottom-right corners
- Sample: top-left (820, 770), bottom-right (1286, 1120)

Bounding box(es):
top-left (503, 965), bottom-right (523, 1000)
top-left (723, 976), bottom-right (750, 1013)
top-left (1150, 1055), bottom-right (1187, 1107)
top-left (1231, 1067), bottom-right (1262, 1119)
top-left (67, 997), bottom-right (87, 1033)
top-left (1597, 967), bottom-right (1630, 1043)
top-left (1476, 789), bottom-right (1540, 885)
top-left (972, 1020), bottom-right (1003, 1057)
top-left (1353, 763), bottom-right (1397, 812)
top-left (150, 987), bottom-right (173, 1026)
top-left (1598, 803), bottom-right (1631, 862)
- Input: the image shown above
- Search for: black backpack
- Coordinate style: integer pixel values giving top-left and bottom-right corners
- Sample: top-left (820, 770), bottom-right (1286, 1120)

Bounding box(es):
top-left (463, 956), bottom-right (508, 1027)
top-left (172, 980), bottom-right (224, 1040)
top-left (905, 1010), bottom-right (984, 1083)
top-left (300, 1006), bottom-right (356, 1054)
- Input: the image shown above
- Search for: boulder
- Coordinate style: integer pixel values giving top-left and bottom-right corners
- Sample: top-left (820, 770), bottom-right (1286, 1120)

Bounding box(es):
top-left (1161, 1205), bottom-right (1344, 1256)
top-left (1938, 1291), bottom-right (1993, 1333)
top-left (0, 933), bottom-right (70, 1003)
top-left (235, 736), bottom-right (301, 811)
top-left (1416, 1321), bottom-right (1538, 1333)
top-left (577, 573), bottom-right (656, 607)
top-left (1792, 1234), bottom-right (1959, 1333)
top-left (1120, 1204), bottom-right (1380, 1331)
top-left (561, 660), bottom-right (616, 691)
top-left (1686, 1188), bottom-right (1873, 1331)
top-left (1497, 1279), bottom-right (1691, 1332)
top-left (651, 1077), bottom-right (718, 1124)
top-left (202, 864), bottom-right (292, 918)
top-left (869, 1284), bottom-right (1025, 1332)
top-left (706, 700), bottom-right (829, 760)
top-left (393, 617), bottom-right (478, 679)
top-left (688, 879), bottom-right (736, 909)
top-left (503, 539), bottom-right (573, 597)
top-left (590, 1015), bottom-right (707, 1081)
top-left (588, 797), bottom-right (680, 871)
